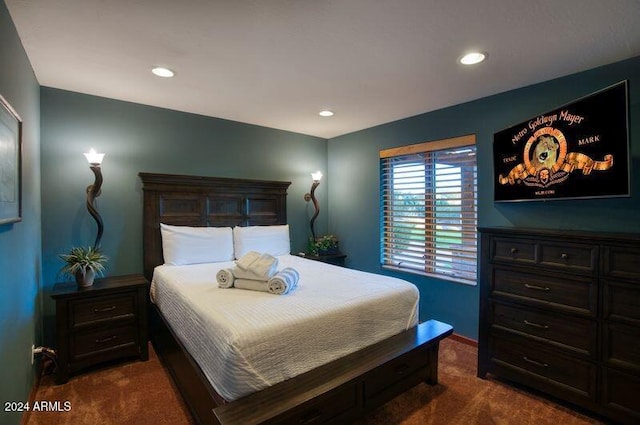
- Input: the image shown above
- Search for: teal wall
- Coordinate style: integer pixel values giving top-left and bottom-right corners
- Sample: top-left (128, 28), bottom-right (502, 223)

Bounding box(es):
top-left (328, 56), bottom-right (640, 339)
top-left (0, 1), bottom-right (42, 424)
top-left (40, 88), bottom-right (328, 343)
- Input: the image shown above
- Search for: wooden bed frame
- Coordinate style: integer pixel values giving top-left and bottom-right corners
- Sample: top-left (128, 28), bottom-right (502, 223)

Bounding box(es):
top-left (140, 172), bottom-right (453, 425)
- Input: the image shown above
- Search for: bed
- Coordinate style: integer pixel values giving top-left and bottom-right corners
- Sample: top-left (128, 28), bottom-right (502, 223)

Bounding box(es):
top-left (140, 172), bottom-right (453, 425)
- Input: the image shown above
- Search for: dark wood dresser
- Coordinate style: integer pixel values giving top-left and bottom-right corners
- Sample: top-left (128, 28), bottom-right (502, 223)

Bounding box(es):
top-left (478, 227), bottom-right (640, 424)
top-left (51, 274), bottom-right (149, 384)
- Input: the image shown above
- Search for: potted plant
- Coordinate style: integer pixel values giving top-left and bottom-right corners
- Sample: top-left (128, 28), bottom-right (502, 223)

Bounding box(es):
top-left (308, 234), bottom-right (339, 256)
top-left (59, 246), bottom-right (108, 288)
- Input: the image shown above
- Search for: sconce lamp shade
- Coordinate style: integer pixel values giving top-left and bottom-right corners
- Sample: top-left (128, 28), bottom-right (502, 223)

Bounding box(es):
top-left (311, 171), bottom-right (323, 182)
top-left (84, 148), bottom-right (105, 165)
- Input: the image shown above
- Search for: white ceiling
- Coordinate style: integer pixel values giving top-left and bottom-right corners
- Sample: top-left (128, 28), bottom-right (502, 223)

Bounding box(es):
top-left (6, 0), bottom-right (640, 139)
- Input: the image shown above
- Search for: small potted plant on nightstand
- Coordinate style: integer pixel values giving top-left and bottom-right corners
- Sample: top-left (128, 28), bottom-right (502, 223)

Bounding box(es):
top-left (59, 246), bottom-right (108, 288)
top-left (308, 234), bottom-right (340, 256)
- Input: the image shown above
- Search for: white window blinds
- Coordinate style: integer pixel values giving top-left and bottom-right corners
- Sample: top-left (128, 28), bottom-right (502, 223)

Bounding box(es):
top-left (380, 135), bottom-right (478, 285)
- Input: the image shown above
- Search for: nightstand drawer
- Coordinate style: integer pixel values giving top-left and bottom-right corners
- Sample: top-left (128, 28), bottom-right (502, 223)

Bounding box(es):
top-left (71, 294), bottom-right (136, 328)
top-left (491, 267), bottom-right (595, 314)
top-left (71, 324), bottom-right (138, 360)
top-left (491, 302), bottom-right (595, 355)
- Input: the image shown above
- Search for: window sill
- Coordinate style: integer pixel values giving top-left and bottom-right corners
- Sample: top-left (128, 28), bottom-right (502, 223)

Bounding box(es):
top-left (381, 264), bottom-right (477, 286)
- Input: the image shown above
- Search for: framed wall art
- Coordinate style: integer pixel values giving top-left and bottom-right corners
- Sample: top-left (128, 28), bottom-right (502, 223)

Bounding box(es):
top-left (0, 94), bottom-right (22, 224)
top-left (493, 81), bottom-right (629, 202)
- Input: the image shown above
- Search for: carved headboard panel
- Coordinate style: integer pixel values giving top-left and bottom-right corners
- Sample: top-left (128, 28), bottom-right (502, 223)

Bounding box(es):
top-left (139, 173), bottom-right (291, 280)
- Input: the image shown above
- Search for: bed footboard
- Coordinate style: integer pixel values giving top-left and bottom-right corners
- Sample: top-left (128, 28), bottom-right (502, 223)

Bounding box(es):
top-left (213, 320), bottom-right (453, 425)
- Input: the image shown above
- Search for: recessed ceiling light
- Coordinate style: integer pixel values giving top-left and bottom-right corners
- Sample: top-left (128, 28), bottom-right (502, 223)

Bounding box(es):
top-left (460, 52), bottom-right (487, 65)
top-left (152, 67), bottom-right (175, 78)
top-left (319, 110), bottom-right (334, 117)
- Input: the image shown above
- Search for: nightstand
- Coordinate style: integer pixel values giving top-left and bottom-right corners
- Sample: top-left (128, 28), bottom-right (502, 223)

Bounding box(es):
top-left (297, 252), bottom-right (347, 267)
top-left (51, 274), bottom-right (149, 384)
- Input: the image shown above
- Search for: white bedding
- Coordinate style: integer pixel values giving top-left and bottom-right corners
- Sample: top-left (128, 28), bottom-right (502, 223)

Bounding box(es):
top-left (150, 254), bottom-right (419, 401)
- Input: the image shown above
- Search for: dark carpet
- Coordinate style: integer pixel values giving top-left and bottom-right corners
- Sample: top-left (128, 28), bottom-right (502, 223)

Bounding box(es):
top-left (26, 338), bottom-right (605, 425)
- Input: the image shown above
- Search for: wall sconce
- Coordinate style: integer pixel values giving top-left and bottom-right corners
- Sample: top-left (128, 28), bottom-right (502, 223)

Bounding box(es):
top-left (303, 171), bottom-right (322, 241)
top-left (83, 148), bottom-right (105, 249)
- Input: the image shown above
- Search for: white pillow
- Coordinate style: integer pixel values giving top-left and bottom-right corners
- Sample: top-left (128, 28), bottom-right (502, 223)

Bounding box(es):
top-left (160, 224), bottom-right (234, 265)
top-left (233, 225), bottom-right (291, 259)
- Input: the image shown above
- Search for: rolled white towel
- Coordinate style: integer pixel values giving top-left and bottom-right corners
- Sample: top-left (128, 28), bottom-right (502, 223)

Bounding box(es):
top-left (268, 267), bottom-right (299, 295)
top-left (216, 268), bottom-right (235, 288)
top-left (234, 278), bottom-right (269, 293)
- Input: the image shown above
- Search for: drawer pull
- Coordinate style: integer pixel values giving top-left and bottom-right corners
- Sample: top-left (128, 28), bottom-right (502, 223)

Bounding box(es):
top-left (560, 253), bottom-right (569, 260)
top-left (299, 408), bottom-right (322, 424)
top-left (522, 356), bottom-right (548, 368)
top-left (523, 319), bottom-right (549, 330)
top-left (95, 335), bottom-right (117, 344)
top-left (524, 283), bottom-right (550, 292)
top-left (93, 305), bottom-right (117, 313)
top-left (510, 247), bottom-right (519, 254)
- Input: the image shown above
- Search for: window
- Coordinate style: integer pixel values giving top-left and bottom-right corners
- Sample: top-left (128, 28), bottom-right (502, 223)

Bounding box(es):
top-left (380, 135), bottom-right (477, 285)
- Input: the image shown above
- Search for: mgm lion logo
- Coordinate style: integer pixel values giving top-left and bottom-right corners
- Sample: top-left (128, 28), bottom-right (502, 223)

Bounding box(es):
top-left (531, 135), bottom-right (559, 171)
top-left (524, 128), bottom-right (567, 174)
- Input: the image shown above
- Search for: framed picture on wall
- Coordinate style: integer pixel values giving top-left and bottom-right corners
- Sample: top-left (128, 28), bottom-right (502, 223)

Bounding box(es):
top-left (0, 94), bottom-right (22, 225)
top-left (493, 81), bottom-right (630, 202)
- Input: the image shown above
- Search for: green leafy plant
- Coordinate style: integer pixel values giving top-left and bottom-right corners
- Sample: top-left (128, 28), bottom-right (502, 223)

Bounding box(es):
top-left (308, 234), bottom-right (339, 255)
top-left (59, 246), bottom-right (108, 279)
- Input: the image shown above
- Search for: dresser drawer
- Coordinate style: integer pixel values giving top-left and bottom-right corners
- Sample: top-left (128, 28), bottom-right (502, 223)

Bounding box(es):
top-left (71, 324), bottom-right (138, 360)
top-left (539, 242), bottom-right (597, 272)
top-left (492, 238), bottom-right (536, 264)
top-left (71, 294), bottom-right (136, 328)
top-left (491, 302), bottom-right (595, 356)
top-left (491, 267), bottom-right (595, 314)
top-left (604, 280), bottom-right (640, 323)
top-left (490, 333), bottom-right (596, 397)
top-left (603, 321), bottom-right (640, 374)
top-left (603, 245), bottom-right (640, 280)
top-left (602, 368), bottom-right (640, 422)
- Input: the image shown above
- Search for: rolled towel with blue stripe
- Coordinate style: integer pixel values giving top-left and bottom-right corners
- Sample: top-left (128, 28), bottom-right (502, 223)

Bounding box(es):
top-left (268, 267), bottom-right (299, 295)
top-left (216, 268), bottom-right (235, 288)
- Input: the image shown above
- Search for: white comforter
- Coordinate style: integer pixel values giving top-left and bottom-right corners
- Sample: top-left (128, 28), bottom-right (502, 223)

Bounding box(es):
top-left (150, 254), bottom-right (419, 401)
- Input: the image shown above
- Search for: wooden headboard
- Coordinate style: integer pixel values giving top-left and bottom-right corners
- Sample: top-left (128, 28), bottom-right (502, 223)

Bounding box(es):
top-left (139, 173), bottom-right (291, 280)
